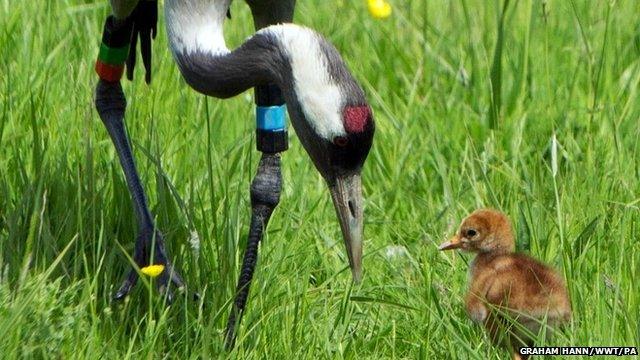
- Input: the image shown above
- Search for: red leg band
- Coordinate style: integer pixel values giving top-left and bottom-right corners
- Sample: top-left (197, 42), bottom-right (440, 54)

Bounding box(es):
top-left (95, 60), bottom-right (125, 82)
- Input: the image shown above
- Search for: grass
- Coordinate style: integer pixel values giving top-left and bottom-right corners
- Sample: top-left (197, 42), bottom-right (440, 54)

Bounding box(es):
top-left (1, 0), bottom-right (639, 358)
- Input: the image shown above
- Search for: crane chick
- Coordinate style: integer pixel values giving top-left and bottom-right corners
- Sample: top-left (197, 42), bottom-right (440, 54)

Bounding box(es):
top-left (439, 209), bottom-right (571, 360)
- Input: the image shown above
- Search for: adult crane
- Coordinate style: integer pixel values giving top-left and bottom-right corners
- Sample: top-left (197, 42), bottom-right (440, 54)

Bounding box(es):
top-left (94, 0), bottom-right (375, 347)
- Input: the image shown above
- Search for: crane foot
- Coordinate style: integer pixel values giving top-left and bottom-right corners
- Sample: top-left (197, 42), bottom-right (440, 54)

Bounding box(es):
top-left (113, 228), bottom-right (195, 303)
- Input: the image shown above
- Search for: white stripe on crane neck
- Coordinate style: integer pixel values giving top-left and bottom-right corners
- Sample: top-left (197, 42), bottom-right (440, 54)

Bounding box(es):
top-left (261, 24), bottom-right (347, 140)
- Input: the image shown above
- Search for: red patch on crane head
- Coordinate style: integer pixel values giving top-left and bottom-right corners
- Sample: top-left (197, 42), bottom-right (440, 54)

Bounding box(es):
top-left (343, 106), bottom-right (371, 133)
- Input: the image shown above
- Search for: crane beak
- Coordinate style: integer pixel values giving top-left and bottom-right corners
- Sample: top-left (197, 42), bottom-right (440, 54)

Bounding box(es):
top-left (329, 173), bottom-right (364, 283)
top-left (439, 235), bottom-right (463, 251)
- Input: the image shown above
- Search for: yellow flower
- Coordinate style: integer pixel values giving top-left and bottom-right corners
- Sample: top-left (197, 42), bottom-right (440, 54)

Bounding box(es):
top-left (141, 264), bottom-right (165, 278)
top-left (368, 0), bottom-right (392, 19)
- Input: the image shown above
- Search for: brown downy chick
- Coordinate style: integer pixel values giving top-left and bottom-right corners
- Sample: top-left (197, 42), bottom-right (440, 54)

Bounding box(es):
top-left (439, 209), bottom-right (571, 360)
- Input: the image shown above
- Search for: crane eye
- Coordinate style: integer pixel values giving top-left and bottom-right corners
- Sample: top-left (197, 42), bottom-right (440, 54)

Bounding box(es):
top-left (333, 136), bottom-right (349, 147)
top-left (465, 229), bottom-right (477, 238)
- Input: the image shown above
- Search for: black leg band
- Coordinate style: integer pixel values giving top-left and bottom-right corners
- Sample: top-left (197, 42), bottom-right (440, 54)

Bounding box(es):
top-left (255, 84), bottom-right (288, 153)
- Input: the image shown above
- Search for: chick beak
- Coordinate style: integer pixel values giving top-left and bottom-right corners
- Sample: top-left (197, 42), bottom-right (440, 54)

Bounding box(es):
top-left (329, 173), bottom-right (364, 283)
top-left (439, 234), bottom-right (463, 251)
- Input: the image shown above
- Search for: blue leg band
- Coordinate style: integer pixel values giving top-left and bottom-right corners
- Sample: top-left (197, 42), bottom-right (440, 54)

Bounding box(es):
top-left (256, 105), bottom-right (287, 131)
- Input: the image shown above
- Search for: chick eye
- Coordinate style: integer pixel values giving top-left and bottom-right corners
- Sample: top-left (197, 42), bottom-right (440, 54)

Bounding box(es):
top-left (465, 229), bottom-right (477, 238)
top-left (333, 136), bottom-right (349, 147)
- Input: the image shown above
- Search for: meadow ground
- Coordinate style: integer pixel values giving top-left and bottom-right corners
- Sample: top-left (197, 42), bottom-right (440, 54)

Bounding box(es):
top-left (1, 0), bottom-right (639, 358)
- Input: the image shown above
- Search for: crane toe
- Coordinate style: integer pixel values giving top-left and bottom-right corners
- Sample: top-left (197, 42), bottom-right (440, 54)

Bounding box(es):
top-left (112, 229), bottom-right (195, 304)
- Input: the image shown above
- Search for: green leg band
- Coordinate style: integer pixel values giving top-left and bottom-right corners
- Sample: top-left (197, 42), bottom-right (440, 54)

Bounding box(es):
top-left (98, 43), bottom-right (129, 66)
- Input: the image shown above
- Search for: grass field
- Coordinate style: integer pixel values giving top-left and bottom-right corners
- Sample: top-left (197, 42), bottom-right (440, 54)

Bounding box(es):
top-left (1, 0), bottom-right (639, 358)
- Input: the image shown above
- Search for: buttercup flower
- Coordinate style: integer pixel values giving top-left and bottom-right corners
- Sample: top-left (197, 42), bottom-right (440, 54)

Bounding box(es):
top-left (140, 264), bottom-right (165, 277)
top-left (368, 0), bottom-right (392, 19)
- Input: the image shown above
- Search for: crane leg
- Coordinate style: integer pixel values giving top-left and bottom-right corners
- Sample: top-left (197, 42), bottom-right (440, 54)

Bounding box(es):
top-left (224, 81), bottom-right (287, 348)
top-left (222, 1), bottom-right (294, 348)
top-left (224, 152), bottom-right (282, 349)
top-left (95, 79), bottom-right (186, 302)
